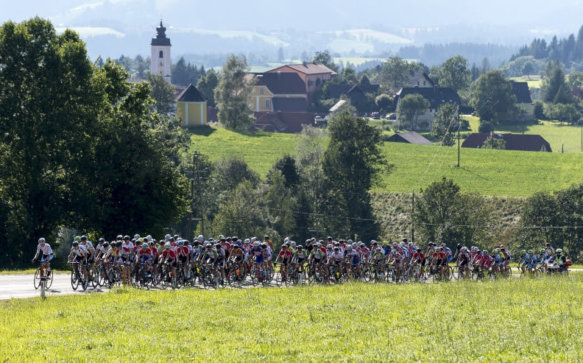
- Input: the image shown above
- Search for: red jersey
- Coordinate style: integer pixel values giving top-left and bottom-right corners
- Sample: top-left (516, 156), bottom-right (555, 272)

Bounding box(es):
top-left (433, 251), bottom-right (446, 260)
top-left (178, 246), bottom-right (189, 257)
top-left (139, 247), bottom-right (151, 256)
top-left (278, 250), bottom-right (292, 259)
top-left (162, 250), bottom-right (177, 259)
top-left (412, 252), bottom-right (425, 261)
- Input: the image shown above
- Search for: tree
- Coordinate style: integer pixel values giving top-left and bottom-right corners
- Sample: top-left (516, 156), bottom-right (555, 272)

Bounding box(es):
top-left (197, 69), bottom-right (219, 107)
top-left (438, 56), bottom-right (471, 91)
top-left (542, 61), bottom-right (568, 103)
top-left (270, 155), bottom-right (300, 190)
top-left (342, 67), bottom-right (358, 84)
top-left (397, 94), bottom-right (430, 130)
top-left (432, 104), bottom-right (460, 146)
top-left (375, 94), bottom-right (393, 114)
top-left (0, 18), bottom-right (101, 266)
top-left (311, 50), bottom-right (339, 72)
top-left (322, 114), bottom-right (387, 240)
top-left (471, 70), bottom-right (516, 122)
top-left (413, 178), bottom-right (492, 248)
top-left (214, 55), bottom-right (254, 130)
top-left (148, 73), bottom-right (176, 113)
top-left (380, 57), bottom-right (419, 92)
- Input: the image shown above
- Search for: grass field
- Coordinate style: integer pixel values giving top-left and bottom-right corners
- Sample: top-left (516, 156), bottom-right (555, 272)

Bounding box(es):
top-left (189, 126), bottom-right (583, 196)
top-left (2, 277), bottom-right (582, 361)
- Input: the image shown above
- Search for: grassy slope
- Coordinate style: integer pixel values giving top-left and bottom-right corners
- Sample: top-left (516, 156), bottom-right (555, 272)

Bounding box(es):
top-left (2, 278), bottom-right (582, 361)
top-left (190, 126), bottom-right (583, 197)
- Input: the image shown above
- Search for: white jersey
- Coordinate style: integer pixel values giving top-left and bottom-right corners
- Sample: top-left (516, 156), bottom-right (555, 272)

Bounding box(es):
top-left (36, 243), bottom-right (53, 255)
top-left (70, 246), bottom-right (86, 257)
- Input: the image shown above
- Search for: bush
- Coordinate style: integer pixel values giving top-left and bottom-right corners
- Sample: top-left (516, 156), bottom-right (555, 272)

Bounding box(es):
top-left (478, 121), bottom-right (494, 133)
top-left (534, 101), bottom-right (545, 120)
top-left (544, 103), bottom-right (581, 124)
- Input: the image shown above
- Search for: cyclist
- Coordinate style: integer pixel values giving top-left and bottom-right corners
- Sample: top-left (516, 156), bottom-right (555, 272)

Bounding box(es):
top-left (345, 244), bottom-right (362, 278)
top-left (327, 246), bottom-right (345, 279)
top-left (293, 245), bottom-right (308, 278)
top-left (552, 249), bottom-right (568, 273)
top-left (457, 247), bottom-right (471, 277)
top-left (160, 242), bottom-right (178, 282)
top-left (32, 237), bottom-right (53, 277)
top-left (275, 244), bottom-right (293, 281)
top-left (68, 241), bottom-right (88, 282)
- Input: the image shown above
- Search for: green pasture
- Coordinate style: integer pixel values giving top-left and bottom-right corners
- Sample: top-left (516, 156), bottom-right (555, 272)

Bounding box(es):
top-left (189, 126), bottom-right (583, 197)
top-left (2, 277), bottom-right (582, 361)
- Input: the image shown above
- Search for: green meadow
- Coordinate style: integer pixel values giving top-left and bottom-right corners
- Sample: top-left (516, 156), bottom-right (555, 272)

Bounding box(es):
top-left (2, 277), bottom-right (582, 361)
top-left (190, 126), bottom-right (583, 197)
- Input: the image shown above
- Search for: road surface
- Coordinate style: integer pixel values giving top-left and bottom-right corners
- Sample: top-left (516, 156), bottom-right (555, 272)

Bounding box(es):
top-left (0, 273), bottom-right (108, 300)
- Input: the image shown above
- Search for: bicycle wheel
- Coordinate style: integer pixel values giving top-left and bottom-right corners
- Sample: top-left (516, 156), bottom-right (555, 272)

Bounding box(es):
top-left (46, 269), bottom-right (54, 289)
top-left (34, 268), bottom-right (41, 290)
top-left (71, 269), bottom-right (79, 290)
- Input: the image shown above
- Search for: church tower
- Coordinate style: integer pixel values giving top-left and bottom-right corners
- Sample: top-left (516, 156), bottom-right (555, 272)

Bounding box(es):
top-left (151, 20), bottom-right (172, 83)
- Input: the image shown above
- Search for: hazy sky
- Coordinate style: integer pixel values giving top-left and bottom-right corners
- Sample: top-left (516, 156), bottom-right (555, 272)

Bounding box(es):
top-left (3, 0), bottom-right (583, 33)
top-left (2, 0), bottom-right (583, 59)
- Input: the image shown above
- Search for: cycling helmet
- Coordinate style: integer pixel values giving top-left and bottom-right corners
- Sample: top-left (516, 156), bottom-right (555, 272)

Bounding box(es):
top-left (149, 242), bottom-right (156, 247)
top-left (74, 236), bottom-right (81, 242)
top-left (72, 242), bottom-right (79, 247)
top-left (540, 248), bottom-right (545, 253)
top-left (264, 235), bottom-right (269, 239)
top-left (556, 248), bottom-right (563, 253)
top-left (284, 237), bottom-right (290, 243)
top-left (81, 235), bottom-right (87, 241)
top-left (520, 249), bottom-right (526, 255)
top-left (164, 242), bottom-right (171, 249)
top-left (327, 244), bottom-right (333, 249)
top-left (528, 249), bottom-right (533, 254)
top-left (253, 241), bottom-right (260, 247)
top-left (206, 244), bottom-right (212, 249)
top-left (376, 247), bottom-right (382, 251)
top-left (282, 244), bottom-right (288, 248)
top-left (98, 238), bottom-right (105, 243)
top-left (193, 241), bottom-right (199, 246)
top-left (165, 234), bottom-right (171, 241)
top-left (298, 245), bottom-right (303, 250)
top-left (197, 235), bottom-right (204, 242)
top-left (103, 242), bottom-right (109, 248)
top-left (218, 234), bottom-right (224, 240)
top-left (347, 239), bottom-right (353, 244)
top-left (327, 236), bottom-right (333, 241)
top-left (290, 241), bottom-right (296, 247)
top-left (244, 238), bottom-right (250, 244)
top-left (482, 250), bottom-right (488, 255)
top-left (38, 238), bottom-right (46, 244)
top-left (178, 241), bottom-right (184, 246)
top-left (457, 244), bottom-right (462, 249)
top-left (116, 241), bottom-right (122, 247)
top-left (334, 247), bottom-right (340, 251)
top-left (133, 234), bottom-right (140, 240)
top-left (372, 241), bottom-right (378, 245)
top-left (315, 242), bottom-right (321, 247)
top-left (116, 235), bottom-right (123, 241)
top-left (123, 235), bottom-right (130, 241)
top-left (347, 245), bottom-right (352, 250)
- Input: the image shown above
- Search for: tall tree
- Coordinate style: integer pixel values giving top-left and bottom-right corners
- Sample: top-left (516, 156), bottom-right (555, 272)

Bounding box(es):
top-left (148, 73), bottom-right (176, 113)
top-left (214, 55), bottom-right (254, 130)
top-left (542, 61), bottom-right (569, 103)
top-left (437, 56), bottom-right (471, 91)
top-left (471, 70), bottom-right (516, 122)
top-left (397, 94), bottom-right (430, 130)
top-left (311, 50), bottom-right (339, 72)
top-left (380, 57), bottom-right (419, 92)
top-left (432, 104), bottom-right (460, 146)
top-left (0, 18), bottom-right (99, 265)
top-left (321, 114), bottom-right (387, 240)
top-left (197, 69), bottom-right (219, 107)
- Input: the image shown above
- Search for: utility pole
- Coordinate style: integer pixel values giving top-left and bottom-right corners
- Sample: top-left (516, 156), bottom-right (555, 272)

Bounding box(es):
top-left (192, 151), bottom-right (205, 238)
top-left (457, 120), bottom-right (461, 167)
top-left (411, 190), bottom-right (415, 243)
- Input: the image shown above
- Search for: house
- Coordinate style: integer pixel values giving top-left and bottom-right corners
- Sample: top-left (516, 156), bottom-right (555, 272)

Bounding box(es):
top-left (268, 62), bottom-right (337, 94)
top-left (394, 87), bottom-right (461, 130)
top-left (404, 71), bottom-right (434, 88)
top-left (253, 112), bottom-right (314, 133)
top-left (462, 133), bottom-right (551, 152)
top-left (246, 72), bottom-right (308, 112)
top-left (503, 81), bottom-right (534, 122)
top-left (386, 131), bottom-right (433, 145)
top-left (176, 84), bottom-right (207, 127)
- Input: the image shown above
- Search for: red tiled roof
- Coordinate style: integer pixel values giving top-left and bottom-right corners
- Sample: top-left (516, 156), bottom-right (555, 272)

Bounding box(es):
top-left (254, 72), bottom-right (306, 94)
top-left (269, 63), bottom-right (337, 76)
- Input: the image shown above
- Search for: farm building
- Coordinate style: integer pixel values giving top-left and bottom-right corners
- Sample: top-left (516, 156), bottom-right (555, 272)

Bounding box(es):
top-left (176, 84), bottom-right (207, 127)
top-left (394, 87), bottom-right (461, 130)
top-left (462, 133), bottom-right (551, 152)
top-left (386, 131), bottom-right (433, 145)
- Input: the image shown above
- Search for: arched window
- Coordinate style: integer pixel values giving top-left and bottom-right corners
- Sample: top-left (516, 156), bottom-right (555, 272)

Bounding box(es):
top-left (159, 50), bottom-right (164, 59)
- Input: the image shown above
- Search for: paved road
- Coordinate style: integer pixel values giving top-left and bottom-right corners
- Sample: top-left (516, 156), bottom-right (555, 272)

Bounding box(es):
top-left (0, 273), bottom-right (109, 300)
top-left (1, 268), bottom-right (580, 300)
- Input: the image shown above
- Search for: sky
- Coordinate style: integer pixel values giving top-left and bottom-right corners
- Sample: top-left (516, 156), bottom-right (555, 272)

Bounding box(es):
top-left (2, 0), bottom-right (583, 59)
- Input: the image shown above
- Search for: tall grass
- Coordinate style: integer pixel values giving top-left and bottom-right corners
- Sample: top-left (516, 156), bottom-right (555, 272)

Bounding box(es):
top-left (2, 277), bottom-right (582, 361)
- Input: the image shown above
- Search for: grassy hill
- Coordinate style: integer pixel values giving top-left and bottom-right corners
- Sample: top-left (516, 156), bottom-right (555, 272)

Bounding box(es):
top-left (3, 278), bottom-right (583, 361)
top-left (189, 126), bottom-right (583, 197)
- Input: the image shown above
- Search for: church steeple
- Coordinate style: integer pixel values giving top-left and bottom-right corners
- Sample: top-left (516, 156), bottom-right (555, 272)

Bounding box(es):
top-left (150, 20), bottom-right (172, 83)
top-left (151, 20), bottom-right (171, 46)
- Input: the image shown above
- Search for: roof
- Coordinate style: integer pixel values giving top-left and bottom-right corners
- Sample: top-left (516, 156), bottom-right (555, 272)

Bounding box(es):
top-left (510, 81), bottom-right (532, 103)
top-left (387, 131), bottom-right (432, 145)
top-left (272, 97), bottom-right (308, 112)
top-left (269, 63), bottom-right (337, 76)
top-left (151, 21), bottom-right (171, 46)
top-left (396, 87), bottom-right (461, 110)
top-left (329, 100), bottom-right (347, 113)
top-left (326, 83), bottom-right (353, 99)
top-left (462, 133), bottom-right (551, 152)
top-left (253, 112), bottom-right (314, 133)
top-left (176, 84), bottom-right (205, 102)
top-left (254, 73), bottom-right (306, 94)
top-left (407, 71), bottom-right (435, 87)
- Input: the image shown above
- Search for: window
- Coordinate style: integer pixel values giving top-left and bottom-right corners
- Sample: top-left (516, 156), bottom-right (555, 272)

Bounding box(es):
top-left (259, 87), bottom-right (264, 95)
top-left (265, 99), bottom-right (271, 108)
top-left (159, 50), bottom-right (163, 58)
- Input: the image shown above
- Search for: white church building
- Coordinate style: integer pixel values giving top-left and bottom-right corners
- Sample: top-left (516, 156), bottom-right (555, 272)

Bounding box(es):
top-left (150, 21), bottom-right (172, 83)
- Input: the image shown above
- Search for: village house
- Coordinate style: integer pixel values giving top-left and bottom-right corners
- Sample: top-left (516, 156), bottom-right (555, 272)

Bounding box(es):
top-left (268, 62), bottom-right (337, 94)
top-left (462, 133), bottom-right (551, 152)
top-left (246, 72), bottom-right (308, 112)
